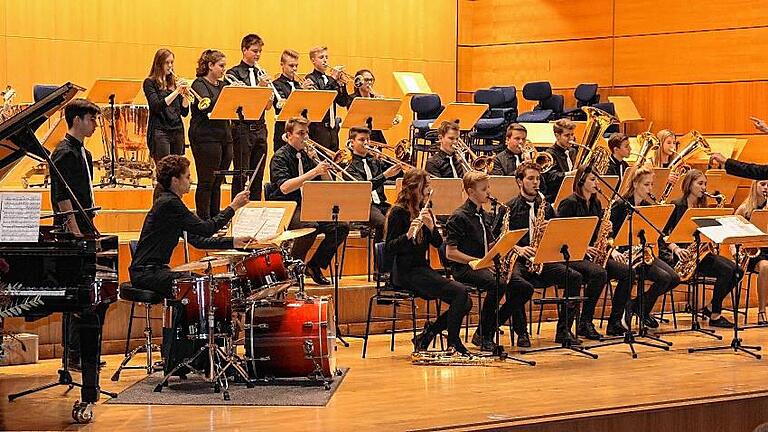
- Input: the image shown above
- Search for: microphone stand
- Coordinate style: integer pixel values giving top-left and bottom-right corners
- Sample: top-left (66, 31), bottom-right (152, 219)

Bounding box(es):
top-left (584, 169), bottom-right (672, 358)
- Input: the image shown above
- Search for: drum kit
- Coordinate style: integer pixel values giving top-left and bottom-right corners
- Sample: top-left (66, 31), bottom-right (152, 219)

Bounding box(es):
top-left (154, 228), bottom-right (339, 399)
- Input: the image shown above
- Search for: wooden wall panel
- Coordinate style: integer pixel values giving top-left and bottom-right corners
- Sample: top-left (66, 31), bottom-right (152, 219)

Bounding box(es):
top-left (614, 27), bottom-right (768, 86)
top-left (458, 39), bottom-right (613, 92)
top-left (458, 0), bottom-right (614, 45)
top-left (614, 0), bottom-right (768, 36)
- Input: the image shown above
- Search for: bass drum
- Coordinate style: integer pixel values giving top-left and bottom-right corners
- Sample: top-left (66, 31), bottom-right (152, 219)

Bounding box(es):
top-left (245, 295), bottom-right (336, 379)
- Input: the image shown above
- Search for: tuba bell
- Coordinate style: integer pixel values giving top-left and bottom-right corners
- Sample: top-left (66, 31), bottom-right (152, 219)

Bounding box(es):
top-left (573, 106), bottom-right (618, 174)
top-left (659, 130), bottom-right (712, 203)
top-left (522, 139), bottom-right (554, 172)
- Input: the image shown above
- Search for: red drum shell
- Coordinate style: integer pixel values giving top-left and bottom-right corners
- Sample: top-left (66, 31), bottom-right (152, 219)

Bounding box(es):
top-left (173, 275), bottom-right (232, 339)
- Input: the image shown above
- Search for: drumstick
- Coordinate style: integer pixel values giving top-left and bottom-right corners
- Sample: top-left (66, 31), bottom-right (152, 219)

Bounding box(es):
top-left (242, 218), bottom-right (270, 249)
top-left (244, 154), bottom-right (266, 192)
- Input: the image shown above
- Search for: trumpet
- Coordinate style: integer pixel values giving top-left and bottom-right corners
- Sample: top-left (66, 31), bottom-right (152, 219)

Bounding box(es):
top-left (407, 190), bottom-right (434, 242)
top-left (224, 73), bottom-right (248, 87)
top-left (294, 73), bottom-right (316, 90)
top-left (253, 62), bottom-right (285, 105)
top-left (170, 70), bottom-right (211, 110)
top-left (329, 66), bottom-right (363, 87)
top-left (522, 139), bottom-right (554, 172)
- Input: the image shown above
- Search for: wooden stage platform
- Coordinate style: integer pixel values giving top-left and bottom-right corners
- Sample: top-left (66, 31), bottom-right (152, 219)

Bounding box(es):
top-left (2, 314), bottom-right (768, 431)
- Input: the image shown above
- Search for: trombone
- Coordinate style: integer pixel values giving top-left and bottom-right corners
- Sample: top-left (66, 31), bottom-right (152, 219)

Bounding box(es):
top-left (364, 143), bottom-right (420, 172)
top-left (455, 137), bottom-right (494, 173)
top-left (170, 70), bottom-right (211, 110)
top-left (299, 137), bottom-right (357, 181)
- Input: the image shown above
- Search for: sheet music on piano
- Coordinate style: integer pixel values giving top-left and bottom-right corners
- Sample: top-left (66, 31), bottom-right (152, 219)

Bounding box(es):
top-left (0, 192), bottom-right (41, 242)
top-left (232, 207), bottom-right (285, 240)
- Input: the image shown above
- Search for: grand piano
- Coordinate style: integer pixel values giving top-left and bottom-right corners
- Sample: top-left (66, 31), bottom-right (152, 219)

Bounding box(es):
top-left (0, 83), bottom-right (119, 317)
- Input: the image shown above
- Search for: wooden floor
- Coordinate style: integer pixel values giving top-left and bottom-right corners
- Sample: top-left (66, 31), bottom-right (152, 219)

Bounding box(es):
top-left (3, 313), bottom-right (768, 431)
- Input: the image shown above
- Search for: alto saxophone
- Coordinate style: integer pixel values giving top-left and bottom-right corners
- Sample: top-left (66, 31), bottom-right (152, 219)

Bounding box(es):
top-left (526, 196), bottom-right (548, 275)
top-left (592, 200), bottom-right (615, 268)
top-left (496, 201), bottom-right (517, 283)
top-left (673, 191), bottom-right (725, 281)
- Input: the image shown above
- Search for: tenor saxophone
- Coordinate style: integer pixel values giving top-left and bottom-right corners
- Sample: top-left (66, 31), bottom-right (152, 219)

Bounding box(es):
top-left (526, 197), bottom-right (548, 275)
top-left (592, 200), bottom-right (615, 268)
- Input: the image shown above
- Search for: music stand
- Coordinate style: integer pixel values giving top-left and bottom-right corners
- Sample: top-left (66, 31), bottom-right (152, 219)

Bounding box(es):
top-left (703, 170), bottom-right (740, 206)
top-left (519, 216), bottom-right (600, 359)
top-left (395, 177), bottom-right (464, 217)
top-left (392, 72), bottom-right (433, 95)
top-left (656, 208), bottom-right (733, 338)
top-left (652, 168), bottom-right (674, 202)
top-left (429, 102), bottom-right (488, 131)
top-left (607, 96), bottom-right (643, 134)
top-left (210, 86), bottom-right (272, 191)
top-left (275, 89), bottom-right (337, 122)
top-left (343, 97), bottom-right (402, 132)
top-left (468, 229), bottom-right (535, 366)
top-left (520, 123), bottom-right (556, 148)
top-left (301, 181), bottom-right (372, 346)
top-left (552, 175), bottom-right (619, 210)
top-left (689, 215), bottom-right (768, 358)
top-left (482, 176), bottom-right (519, 212)
top-left (88, 79), bottom-right (143, 188)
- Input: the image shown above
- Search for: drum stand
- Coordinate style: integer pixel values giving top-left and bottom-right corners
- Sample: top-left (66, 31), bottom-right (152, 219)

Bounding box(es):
top-left (154, 270), bottom-right (253, 400)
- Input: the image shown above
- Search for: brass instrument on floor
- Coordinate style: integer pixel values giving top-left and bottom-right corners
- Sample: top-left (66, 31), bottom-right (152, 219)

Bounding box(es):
top-left (522, 139), bottom-right (554, 173)
top-left (573, 106), bottom-right (617, 174)
top-left (455, 137), bottom-right (494, 173)
top-left (673, 191), bottom-right (725, 281)
top-left (660, 131), bottom-right (712, 203)
top-left (170, 70), bottom-right (211, 110)
top-left (410, 350), bottom-right (499, 366)
top-left (301, 138), bottom-right (357, 181)
top-left (526, 194), bottom-right (548, 275)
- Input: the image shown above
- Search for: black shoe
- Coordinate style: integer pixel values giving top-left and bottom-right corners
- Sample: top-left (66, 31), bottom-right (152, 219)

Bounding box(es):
top-left (470, 331), bottom-right (498, 352)
top-left (606, 320), bottom-right (626, 337)
top-left (577, 322), bottom-right (603, 341)
top-left (412, 326), bottom-right (435, 352)
top-left (642, 314), bottom-right (659, 329)
top-left (555, 330), bottom-right (582, 346)
top-left (621, 300), bottom-right (634, 331)
top-left (450, 341), bottom-right (470, 355)
top-left (709, 316), bottom-right (734, 328)
top-left (516, 332), bottom-right (531, 348)
top-left (305, 264), bottom-right (330, 285)
top-left (701, 306), bottom-right (712, 319)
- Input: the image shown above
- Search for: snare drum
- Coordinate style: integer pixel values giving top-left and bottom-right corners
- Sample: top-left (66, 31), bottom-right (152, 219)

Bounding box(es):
top-left (234, 248), bottom-right (289, 297)
top-left (172, 275), bottom-right (233, 339)
top-left (245, 295), bottom-right (336, 378)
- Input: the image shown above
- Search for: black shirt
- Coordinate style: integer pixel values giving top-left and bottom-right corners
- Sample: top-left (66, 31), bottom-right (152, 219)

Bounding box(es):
top-left (142, 78), bottom-right (189, 142)
top-left (426, 150), bottom-right (466, 179)
top-left (225, 61), bottom-right (266, 124)
top-left (490, 148), bottom-right (522, 176)
top-left (272, 74), bottom-right (301, 116)
top-left (500, 194), bottom-right (555, 247)
top-left (542, 143), bottom-right (577, 202)
top-left (50, 134), bottom-right (95, 232)
top-left (130, 190), bottom-right (234, 269)
top-left (606, 155), bottom-right (629, 184)
top-left (189, 77), bottom-right (231, 143)
top-left (346, 153), bottom-right (390, 205)
top-left (384, 205), bottom-right (443, 284)
top-left (725, 158), bottom-right (768, 181)
top-left (268, 144), bottom-right (321, 204)
top-left (556, 193), bottom-right (603, 244)
top-left (305, 70), bottom-right (351, 126)
top-left (445, 199), bottom-right (494, 272)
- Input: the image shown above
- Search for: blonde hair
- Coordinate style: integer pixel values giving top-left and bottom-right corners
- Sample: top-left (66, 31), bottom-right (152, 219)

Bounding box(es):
top-left (737, 180), bottom-right (768, 219)
top-left (309, 46), bottom-right (327, 60)
top-left (462, 171), bottom-right (489, 192)
top-left (623, 165), bottom-right (654, 200)
top-left (654, 129), bottom-right (676, 167)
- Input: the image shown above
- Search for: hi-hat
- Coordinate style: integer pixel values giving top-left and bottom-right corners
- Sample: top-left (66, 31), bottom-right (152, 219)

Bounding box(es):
top-left (210, 250), bottom-right (251, 257)
top-left (172, 257), bottom-right (230, 272)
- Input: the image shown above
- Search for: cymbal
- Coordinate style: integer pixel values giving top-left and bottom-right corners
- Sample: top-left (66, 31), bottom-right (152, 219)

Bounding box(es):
top-left (210, 250), bottom-right (251, 257)
top-left (172, 257), bottom-right (231, 272)
top-left (261, 228), bottom-right (316, 245)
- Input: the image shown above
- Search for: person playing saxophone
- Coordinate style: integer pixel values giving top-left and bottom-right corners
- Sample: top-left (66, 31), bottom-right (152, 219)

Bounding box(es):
top-left (556, 165), bottom-right (632, 338)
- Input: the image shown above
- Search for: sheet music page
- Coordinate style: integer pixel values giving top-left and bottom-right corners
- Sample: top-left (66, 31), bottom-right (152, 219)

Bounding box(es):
top-left (698, 216), bottom-right (764, 243)
top-left (0, 193), bottom-right (41, 242)
top-left (232, 207), bottom-right (284, 239)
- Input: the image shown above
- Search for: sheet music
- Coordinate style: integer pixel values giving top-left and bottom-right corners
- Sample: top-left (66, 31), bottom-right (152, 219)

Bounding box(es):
top-left (698, 215), bottom-right (764, 244)
top-left (232, 207), bottom-right (284, 240)
top-left (0, 193), bottom-right (41, 243)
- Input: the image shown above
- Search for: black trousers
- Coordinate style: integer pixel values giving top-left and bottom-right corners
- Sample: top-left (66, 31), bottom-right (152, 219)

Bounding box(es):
top-left (404, 268), bottom-right (472, 346)
top-left (605, 257), bottom-right (634, 323)
top-left (288, 205), bottom-right (350, 269)
top-left (569, 260), bottom-right (607, 323)
top-left (190, 138), bottom-right (233, 219)
top-left (232, 122), bottom-right (267, 200)
top-left (149, 128), bottom-right (185, 164)
top-left (697, 254), bottom-right (740, 314)
top-left (512, 260), bottom-right (583, 334)
top-left (308, 122), bottom-right (340, 152)
top-left (637, 258), bottom-right (681, 315)
top-left (64, 305), bottom-right (107, 403)
top-left (273, 121), bottom-right (287, 153)
top-left (129, 266), bottom-right (180, 298)
top-left (453, 266), bottom-right (534, 338)
top-left (369, 203), bottom-right (390, 244)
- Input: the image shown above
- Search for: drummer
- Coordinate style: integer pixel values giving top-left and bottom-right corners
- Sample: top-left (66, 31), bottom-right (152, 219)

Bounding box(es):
top-left (129, 155), bottom-right (252, 372)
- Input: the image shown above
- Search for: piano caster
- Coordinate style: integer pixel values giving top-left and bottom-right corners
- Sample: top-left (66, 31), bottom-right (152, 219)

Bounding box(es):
top-left (71, 400), bottom-right (94, 424)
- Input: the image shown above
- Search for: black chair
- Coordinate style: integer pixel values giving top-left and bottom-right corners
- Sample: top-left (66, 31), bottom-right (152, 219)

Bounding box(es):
top-left (409, 94), bottom-right (444, 167)
top-left (564, 83), bottom-right (600, 121)
top-left (517, 81), bottom-right (564, 122)
top-left (471, 88), bottom-right (508, 150)
top-left (593, 102), bottom-right (620, 136)
top-left (111, 240), bottom-right (165, 381)
top-left (361, 242), bottom-right (423, 358)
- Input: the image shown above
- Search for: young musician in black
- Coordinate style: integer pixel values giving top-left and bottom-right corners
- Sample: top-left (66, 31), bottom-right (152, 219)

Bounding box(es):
top-left (268, 117), bottom-right (350, 285)
top-left (143, 48), bottom-right (189, 165)
top-left (345, 127), bottom-right (402, 243)
top-left (305, 46), bottom-right (351, 152)
top-left (610, 166), bottom-right (681, 329)
top-left (557, 166), bottom-right (633, 337)
top-left (659, 169), bottom-right (739, 328)
top-left (500, 162), bottom-right (586, 345)
top-left (490, 123), bottom-right (529, 176)
top-left (226, 34), bottom-right (273, 200)
top-left (542, 118), bottom-right (578, 202)
top-left (425, 121), bottom-right (466, 178)
top-left (385, 169), bottom-right (472, 354)
top-left (735, 180), bottom-right (768, 324)
top-left (129, 155), bottom-right (251, 373)
top-left (189, 49), bottom-right (233, 219)
top-left (49, 98), bottom-right (104, 408)
top-left (605, 132), bottom-right (631, 185)
top-left (272, 49), bottom-right (303, 152)
top-left (446, 171), bottom-right (534, 349)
